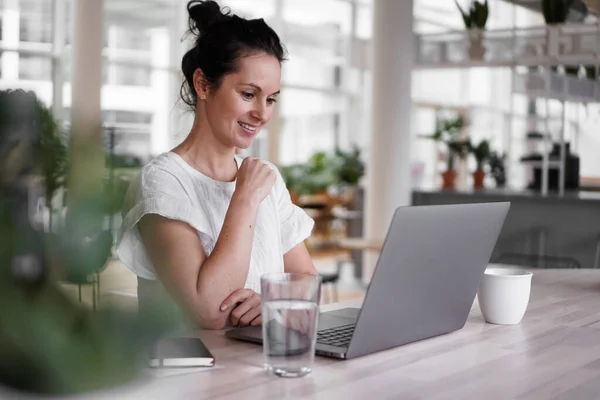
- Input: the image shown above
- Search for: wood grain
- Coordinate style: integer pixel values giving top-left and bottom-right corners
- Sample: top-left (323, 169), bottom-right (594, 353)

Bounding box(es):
top-left (35, 269), bottom-right (600, 399)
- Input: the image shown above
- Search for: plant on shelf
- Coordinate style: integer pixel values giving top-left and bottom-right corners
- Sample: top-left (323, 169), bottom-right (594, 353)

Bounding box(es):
top-left (332, 145), bottom-right (365, 187)
top-left (455, 0), bottom-right (489, 60)
top-left (584, 65), bottom-right (598, 80)
top-left (330, 145), bottom-right (365, 204)
top-left (541, 0), bottom-right (575, 25)
top-left (280, 152), bottom-right (337, 199)
top-left (421, 114), bottom-right (470, 190)
top-left (489, 150), bottom-right (507, 188)
top-left (469, 139), bottom-right (492, 189)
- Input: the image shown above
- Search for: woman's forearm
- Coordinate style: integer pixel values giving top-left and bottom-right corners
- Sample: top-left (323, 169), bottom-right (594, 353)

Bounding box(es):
top-left (193, 192), bottom-right (259, 326)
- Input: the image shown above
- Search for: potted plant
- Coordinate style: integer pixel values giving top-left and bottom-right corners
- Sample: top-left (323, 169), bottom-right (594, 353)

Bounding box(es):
top-left (542, 0), bottom-right (575, 24)
top-left (469, 139), bottom-right (492, 189)
top-left (489, 150), bottom-right (507, 188)
top-left (331, 145), bottom-right (365, 204)
top-left (35, 100), bottom-right (69, 231)
top-left (421, 114), bottom-right (469, 190)
top-left (542, 0), bottom-right (575, 59)
top-left (455, 0), bottom-right (489, 61)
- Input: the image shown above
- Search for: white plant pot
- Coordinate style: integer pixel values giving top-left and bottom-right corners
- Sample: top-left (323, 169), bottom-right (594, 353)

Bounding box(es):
top-left (468, 29), bottom-right (485, 61)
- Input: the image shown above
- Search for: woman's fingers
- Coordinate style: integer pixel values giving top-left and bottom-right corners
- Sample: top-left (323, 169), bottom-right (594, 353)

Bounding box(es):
top-left (220, 288), bottom-right (252, 312)
top-left (222, 289), bottom-right (261, 326)
top-left (237, 301), bottom-right (261, 326)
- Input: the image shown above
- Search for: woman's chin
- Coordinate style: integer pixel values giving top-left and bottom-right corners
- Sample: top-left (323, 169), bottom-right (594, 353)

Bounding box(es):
top-left (234, 137), bottom-right (254, 150)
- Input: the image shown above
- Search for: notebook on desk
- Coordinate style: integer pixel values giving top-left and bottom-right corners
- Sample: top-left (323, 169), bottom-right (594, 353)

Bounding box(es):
top-left (148, 337), bottom-right (215, 368)
top-left (226, 202), bottom-right (510, 360)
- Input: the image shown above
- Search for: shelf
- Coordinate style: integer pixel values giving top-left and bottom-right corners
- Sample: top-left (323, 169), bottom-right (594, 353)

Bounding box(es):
top-left (415, 24), bottom-right (600, 69)
top-left (513, 70), bottom-right (600, 103)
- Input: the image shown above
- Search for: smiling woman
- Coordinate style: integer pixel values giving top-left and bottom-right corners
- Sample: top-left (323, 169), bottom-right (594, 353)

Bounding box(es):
top-left (116, 0), bottom-right (317, 330)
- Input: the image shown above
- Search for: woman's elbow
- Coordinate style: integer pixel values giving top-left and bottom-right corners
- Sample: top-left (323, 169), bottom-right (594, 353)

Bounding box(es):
top-left (198, 315), bottom-right (228, 330)
top-left (192, 305), bottom-right (229, 330)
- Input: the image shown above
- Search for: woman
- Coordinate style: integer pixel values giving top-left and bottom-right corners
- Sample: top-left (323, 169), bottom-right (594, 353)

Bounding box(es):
top-left (116, 0), bottom-right (317, 330)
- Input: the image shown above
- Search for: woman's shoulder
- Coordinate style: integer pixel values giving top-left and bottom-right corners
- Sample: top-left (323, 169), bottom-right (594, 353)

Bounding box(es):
top-left (134, 152), bottom-right (194, 193)
top-left (141, 152), bottom-right (182, 175)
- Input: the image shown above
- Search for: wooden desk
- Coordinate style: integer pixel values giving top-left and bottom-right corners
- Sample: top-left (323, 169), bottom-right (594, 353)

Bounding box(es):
top-left (37, 269), bottom-right (600, 399)
top-left (336, 237), bottom-right (384, 252)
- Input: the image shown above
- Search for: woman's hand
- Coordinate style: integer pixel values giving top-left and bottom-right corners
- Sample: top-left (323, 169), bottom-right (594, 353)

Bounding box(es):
top-left (234, 157), bottom-right (276, 207)
top-left (221, 289), bottom-right (262, 327)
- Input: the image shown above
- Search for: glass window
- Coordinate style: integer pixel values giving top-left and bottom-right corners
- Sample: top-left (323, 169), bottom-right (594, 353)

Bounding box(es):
top-left (356, 4), bottom-right (372, 39)
top-left (284, 0), bottom-right (351, 35)
top-left (281, 114), bottom-right (337, 164)
top-left (113, 27), bottom-right (152, 51)
top-left (111, 64), bottom-right (152, 87)
top-left (114, 110), bottom-right (153, 125)
top-left (279, 88), bottom-right (345, 164)
top-left (222, 0), bottom-right (276, 19)
top-left (19, 55), bottom-right (52, 80)
top-left (19, 0), bottom-right (53, 43)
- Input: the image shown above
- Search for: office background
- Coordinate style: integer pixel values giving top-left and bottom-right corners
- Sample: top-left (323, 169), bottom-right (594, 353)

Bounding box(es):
top-left (3, 0), bottom-right (599, 189)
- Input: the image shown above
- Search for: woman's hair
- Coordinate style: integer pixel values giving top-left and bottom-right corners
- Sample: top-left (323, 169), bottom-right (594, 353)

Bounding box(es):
top-left (180, 0), bottom-right (287, 110)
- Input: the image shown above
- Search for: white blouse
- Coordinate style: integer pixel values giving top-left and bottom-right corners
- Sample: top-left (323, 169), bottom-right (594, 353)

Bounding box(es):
top-left (116, 152), bottom-right (314, 293)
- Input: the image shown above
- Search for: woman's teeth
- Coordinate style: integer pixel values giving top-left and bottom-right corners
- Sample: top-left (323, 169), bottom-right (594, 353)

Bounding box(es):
top-left (239, 122), bottom-right (257, 132)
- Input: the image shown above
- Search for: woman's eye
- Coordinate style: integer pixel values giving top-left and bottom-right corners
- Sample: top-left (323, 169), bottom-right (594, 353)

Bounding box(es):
top-left (267, 98), bottom-right (277, 105)
top-left (242, 92), bottom-right (254, 100)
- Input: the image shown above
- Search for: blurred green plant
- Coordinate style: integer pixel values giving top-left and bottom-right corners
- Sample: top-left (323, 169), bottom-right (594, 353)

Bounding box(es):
top-left (489, 150), bottom-right (507, 187)
top-left (331, 145), bottom-right (365, 187)
top-left (36, 101), bottom-right (69, 230)
top-left (542, 0), bottom-right (575, 24)
top-left (280, 146), bottom-right (365, 196)
top-left (469, 139), bottom-right (492, 171)
top-left (420, 114), bottom-right (470, 171)
top-left (455, 0), bottom-right (489, 29)
top-left (280, 152), bottom-right (337, 195)
top-left (0, 89), bottom-right (175, 396)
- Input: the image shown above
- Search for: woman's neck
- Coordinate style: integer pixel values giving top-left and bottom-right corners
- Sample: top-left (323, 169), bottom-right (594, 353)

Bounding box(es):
top-left (172, 118), bottom-right (238, 182)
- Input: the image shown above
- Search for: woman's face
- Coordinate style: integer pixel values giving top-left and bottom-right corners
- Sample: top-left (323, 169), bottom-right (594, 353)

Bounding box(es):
top-left (198, 52), bottom-right (281, 150)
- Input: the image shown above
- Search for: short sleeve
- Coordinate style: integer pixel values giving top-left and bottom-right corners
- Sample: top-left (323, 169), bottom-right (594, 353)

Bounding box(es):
top-left (272, 165), bottom-right (315, 254)
top-left (115, 166), bottom-right (213, 280)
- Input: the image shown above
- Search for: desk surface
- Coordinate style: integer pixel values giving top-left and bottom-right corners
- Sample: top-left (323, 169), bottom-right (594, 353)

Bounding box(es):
top-left (33, 269), bottom-right (600, 400)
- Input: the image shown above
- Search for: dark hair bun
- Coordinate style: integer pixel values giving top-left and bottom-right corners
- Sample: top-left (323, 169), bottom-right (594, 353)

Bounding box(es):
top-left (180, 0), bottom-right (286, 110)
top-left (187, 0), bottom-right (230, 37)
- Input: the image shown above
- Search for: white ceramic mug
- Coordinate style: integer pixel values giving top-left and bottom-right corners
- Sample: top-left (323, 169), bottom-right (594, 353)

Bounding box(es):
top-left (477, 268), bottom-right (533, 325)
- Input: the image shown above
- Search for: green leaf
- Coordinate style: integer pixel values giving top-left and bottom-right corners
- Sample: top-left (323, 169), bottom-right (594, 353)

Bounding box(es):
top-left (455, 0), bottom-right (473, 28)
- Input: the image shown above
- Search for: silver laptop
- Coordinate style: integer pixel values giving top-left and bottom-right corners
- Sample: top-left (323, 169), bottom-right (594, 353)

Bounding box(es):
top-left (226, 202), bottom-right (510, 360)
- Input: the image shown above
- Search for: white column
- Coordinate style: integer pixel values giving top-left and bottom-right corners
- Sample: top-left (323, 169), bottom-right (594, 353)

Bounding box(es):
top-left (71, 0), bottom-right (103, 131)
top-left (364, 0), bottom-right (414, 281)
top-left (68, 0), bottom-right (104, 203)
top-left (266, 0), bottom-right (284, 165)
top-left (2, 0), bottom-right (20, 81)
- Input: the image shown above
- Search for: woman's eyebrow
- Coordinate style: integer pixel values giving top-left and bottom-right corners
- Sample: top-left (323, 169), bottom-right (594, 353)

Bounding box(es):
top-left (240, 82), bottom-right (280, 96)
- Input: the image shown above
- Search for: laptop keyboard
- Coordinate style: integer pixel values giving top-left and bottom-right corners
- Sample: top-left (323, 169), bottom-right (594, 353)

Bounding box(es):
top-left (316, 324), bottom-right (355, 347)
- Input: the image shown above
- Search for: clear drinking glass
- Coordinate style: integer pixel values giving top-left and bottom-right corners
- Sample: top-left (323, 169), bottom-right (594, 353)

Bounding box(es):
top-left (261, 272), bottom-right (322, 378)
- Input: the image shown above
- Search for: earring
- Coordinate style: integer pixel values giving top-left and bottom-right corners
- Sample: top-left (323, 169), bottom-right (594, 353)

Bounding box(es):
top-left (200, 94), bottom-right (206, 100)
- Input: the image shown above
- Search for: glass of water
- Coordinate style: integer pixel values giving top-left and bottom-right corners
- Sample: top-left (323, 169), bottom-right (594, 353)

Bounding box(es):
top-left (261, 272), bottom-right (322, 378)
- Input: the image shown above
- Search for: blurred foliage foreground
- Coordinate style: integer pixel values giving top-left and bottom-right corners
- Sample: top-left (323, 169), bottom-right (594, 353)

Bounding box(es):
top-left (0, 90), bottom-right (177, 395)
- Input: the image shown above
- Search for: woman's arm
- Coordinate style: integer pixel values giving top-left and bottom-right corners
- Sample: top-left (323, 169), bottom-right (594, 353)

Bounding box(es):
top-left (138, 157), bottom-right (275, 330)
top-left (283, 242), bottom-right (318, 275)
